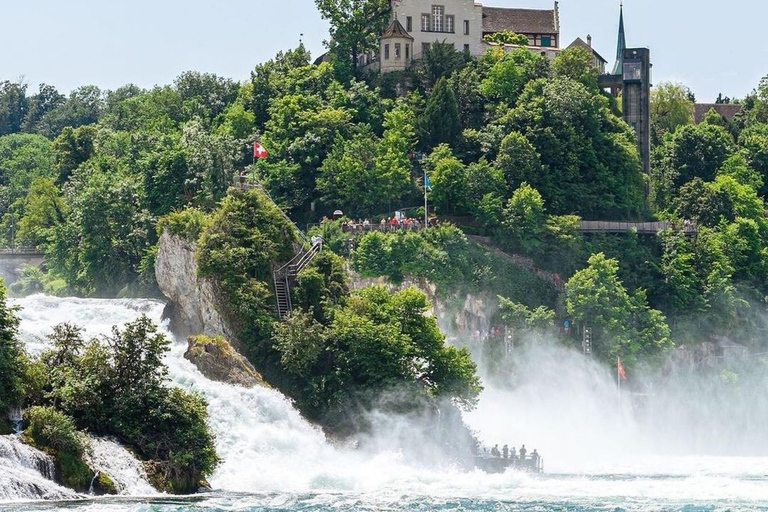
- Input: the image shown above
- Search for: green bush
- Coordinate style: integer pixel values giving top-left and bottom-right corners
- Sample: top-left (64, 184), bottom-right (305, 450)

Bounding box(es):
top-left (23, 406), bottom-right (92, 491)
top-left (157, 207), bottom-right (210, 242)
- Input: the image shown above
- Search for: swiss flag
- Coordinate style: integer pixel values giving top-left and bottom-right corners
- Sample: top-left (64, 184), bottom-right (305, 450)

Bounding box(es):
top-left (253, 141), bottom-right (268, 159)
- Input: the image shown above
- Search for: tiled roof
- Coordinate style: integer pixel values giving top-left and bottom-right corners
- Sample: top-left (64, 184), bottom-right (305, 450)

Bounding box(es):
top-left (482, 7), bottom-right (558, 35)
top-left (693, 103), bottom-right (743, 124)
top-left (568, 37), bottom-right (607, 64)
top-left (382, 19), bottom-right (413, 40)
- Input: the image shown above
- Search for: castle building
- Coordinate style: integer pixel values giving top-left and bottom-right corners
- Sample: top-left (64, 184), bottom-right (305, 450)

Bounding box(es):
top-left (372, 0), bottom-right (560, 72)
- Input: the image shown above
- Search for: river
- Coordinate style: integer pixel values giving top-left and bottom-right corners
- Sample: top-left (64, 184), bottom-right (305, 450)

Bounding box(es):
top-left (2, 294), bottom-right (767, 512)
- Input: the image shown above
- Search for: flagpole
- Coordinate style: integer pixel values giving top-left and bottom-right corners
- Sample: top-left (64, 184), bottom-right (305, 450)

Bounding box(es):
top-left (424, 170), bottom-right (428, 228)
top-left (617, 356), bottom-right (621, 411)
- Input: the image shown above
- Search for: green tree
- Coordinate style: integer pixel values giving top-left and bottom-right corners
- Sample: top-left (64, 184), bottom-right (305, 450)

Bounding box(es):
top-left (418, 77), bottom-right (462, 150)
top-left (421, 41), bottom-right (466, 87)
top-left (0, 81), bottom-right (28, 136)
top-left (16, 177), bottom-right (66, 247)
top-left (552, 46), bottom-right (599, 91)
top-left (480, 48), bottom-right (549, 105)
top-left (650, 82), bottom-right (694, 144)
top-left (566, 253), bottom-right (672, 364)
top-left (52, 125), bottom-right (98, 184)
top-left (484, 30), bottom-right (528, 46)
top-left (0, 133), bottom-right (56, 212)
top-left (504, 182), bottom-right (545, 251)
top-left (21, 84), bottom-right (64, 135)
top-left (427, 150), bottom-right (467, 215)
top-left (315, 0), bottom-right (391, 78)
top-left (0, 281), bottom-right (22, 414)
top-left (666, 123), bottom-right (735, 188)
top-left (494, 131), bottom-right (543, 195)
top-left (509, 77), bottom-right (646, 218)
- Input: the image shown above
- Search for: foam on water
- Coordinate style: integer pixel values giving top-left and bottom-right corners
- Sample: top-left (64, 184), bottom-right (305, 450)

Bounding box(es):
top-left (84, 435), bottom-right (156, 496)
top-left (6, 294), bottom-right (768, 511)
top-left (0, 436), bottom-right (76, 501)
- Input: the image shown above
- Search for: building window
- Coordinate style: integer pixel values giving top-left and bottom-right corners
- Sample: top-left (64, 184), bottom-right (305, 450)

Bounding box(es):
top-left (464, 44), bottom-right (470, 53)
top-left (395, 43), bottom-right (401, 59)
top-left (422, 42), bottom-right (431, 55)
top-left (432, 5), bottom-right (444, 32)
top-left (463, 20), bottom-right (470, 35)
top-left (406, 44), bottom-right (410, 59)
top-left (384, 44), bottom-right (390, 60)
top-left (421, 13), bottom-right (430, 31)
top-left (406, 16), bottom-right (412, 32)
top-left (446, 15), bottom-right (454, 33)
top-left (528, 36), bottom-right (535, 46)
top-left (542, 36), bottom-right (552, 47)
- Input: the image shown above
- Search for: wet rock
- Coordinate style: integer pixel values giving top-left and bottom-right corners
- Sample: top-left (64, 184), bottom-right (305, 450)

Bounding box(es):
top-left (184, 335), bottom-right (264, 388)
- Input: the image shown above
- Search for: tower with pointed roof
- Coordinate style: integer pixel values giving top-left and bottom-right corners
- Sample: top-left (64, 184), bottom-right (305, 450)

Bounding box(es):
top-left (611, 3), bottom-right (626, 75)
top-left (380, 18), bottom-right (414, 72)
top-left (598, 3), bottom-right (652, 176)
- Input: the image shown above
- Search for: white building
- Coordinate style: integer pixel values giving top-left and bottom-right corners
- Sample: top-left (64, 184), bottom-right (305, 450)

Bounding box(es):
top-left (373, 0), bottom-right (560, 72)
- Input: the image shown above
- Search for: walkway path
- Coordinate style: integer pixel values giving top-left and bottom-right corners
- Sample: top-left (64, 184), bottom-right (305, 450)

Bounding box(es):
top-left (577, 220), bottom-right (697, 235)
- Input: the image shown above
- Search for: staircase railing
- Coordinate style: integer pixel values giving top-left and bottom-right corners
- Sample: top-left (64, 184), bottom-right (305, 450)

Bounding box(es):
top-left (232, 176), bottom-right (322, 319)
top-left (273, 240), bottom-right (323, 320)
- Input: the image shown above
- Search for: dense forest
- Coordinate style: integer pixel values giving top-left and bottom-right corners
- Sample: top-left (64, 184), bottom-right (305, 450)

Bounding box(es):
top-left (1, 11), bottom-right (768, 491)
top-left (1, 39), bottom-right (766, 351)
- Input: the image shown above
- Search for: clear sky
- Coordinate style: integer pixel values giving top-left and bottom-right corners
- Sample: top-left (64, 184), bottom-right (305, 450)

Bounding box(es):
top-left (1, 0), bottom-right (766, 102)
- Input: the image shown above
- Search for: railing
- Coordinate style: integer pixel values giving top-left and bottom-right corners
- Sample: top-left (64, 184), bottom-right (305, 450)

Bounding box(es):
top-left (0, 247), bottom-right (44, 256)
top-left (273, 240), bottom-right (323, 320)
top-left (577, 220), bottom-right (698, 234)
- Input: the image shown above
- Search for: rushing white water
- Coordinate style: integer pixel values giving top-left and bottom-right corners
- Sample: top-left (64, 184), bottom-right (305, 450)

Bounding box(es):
top-left (83, 435), bottom-right (156, 496)
top-left (0, 436), bottom-right (76, 501)
top-left (6, 294), bottom-right (768, 511)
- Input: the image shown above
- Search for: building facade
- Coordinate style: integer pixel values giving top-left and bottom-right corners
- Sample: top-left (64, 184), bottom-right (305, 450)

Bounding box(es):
top-left (375, 0), bottom-right (560, 72)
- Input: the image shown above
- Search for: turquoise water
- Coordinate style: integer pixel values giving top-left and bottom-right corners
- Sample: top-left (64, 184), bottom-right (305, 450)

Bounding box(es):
top-left (3, 483), bottom-right (768, 512)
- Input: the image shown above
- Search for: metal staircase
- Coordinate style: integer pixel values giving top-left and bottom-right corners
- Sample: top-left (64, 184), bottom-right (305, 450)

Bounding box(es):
top-left (273, 240), bottom-right (322, 320)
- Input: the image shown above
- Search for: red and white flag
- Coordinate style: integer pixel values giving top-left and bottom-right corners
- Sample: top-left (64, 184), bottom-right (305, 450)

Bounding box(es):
top-left (253, 141), bottom-right (268, 159)
top-left (618, 358), bottom-right (627, 380)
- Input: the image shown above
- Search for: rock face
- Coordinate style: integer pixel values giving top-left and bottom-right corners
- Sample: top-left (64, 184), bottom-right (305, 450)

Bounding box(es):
top-left (155, 229), bottom-right (235, 341)
top-left (184, 335), bottom-right (264, 387)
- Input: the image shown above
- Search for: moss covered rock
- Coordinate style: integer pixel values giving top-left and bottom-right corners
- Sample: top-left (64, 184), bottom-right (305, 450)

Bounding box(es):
top-left (185, 335), bottom-right (263, 387)
top-left (91, 471), bottom-right (117, 495)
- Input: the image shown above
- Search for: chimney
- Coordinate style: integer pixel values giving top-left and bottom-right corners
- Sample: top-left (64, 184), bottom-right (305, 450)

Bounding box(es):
top-left (587, 34), bottom-right (592, 48)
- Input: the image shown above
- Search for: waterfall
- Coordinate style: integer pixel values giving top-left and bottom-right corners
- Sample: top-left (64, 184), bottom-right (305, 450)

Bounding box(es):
top-left (11, 295), bottom-right (349, 493)
top-left (0, 435), bottom-right (77, 500)
top-left (83, 435), bottom-right (156, 495)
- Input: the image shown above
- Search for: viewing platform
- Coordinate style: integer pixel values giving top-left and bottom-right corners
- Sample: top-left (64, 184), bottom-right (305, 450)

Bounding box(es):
top-left (475, 455), bottom-right (543, 474)
top-left (577, 220), bottom-right (697, 235)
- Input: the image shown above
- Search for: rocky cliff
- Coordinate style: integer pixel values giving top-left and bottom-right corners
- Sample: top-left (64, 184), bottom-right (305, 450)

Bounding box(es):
top-left (155, 229), bottom-right (235, 341)
top-left (347, 272), bottom-right (497, 341)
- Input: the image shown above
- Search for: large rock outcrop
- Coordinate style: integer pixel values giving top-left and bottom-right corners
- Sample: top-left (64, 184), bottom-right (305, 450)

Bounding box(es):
top-left (184, 335), bottom-right (264, 387)
top-left (155, 229), bottom-right (234, 341)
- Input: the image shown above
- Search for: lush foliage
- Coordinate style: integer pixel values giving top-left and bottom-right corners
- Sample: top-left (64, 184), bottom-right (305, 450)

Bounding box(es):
top-left (273, 286), bottom-right (482, 428)
top-left (30, 318), bottom-right (218, 493)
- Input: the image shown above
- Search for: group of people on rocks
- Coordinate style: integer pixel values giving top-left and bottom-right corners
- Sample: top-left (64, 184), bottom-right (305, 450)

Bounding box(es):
top-left (483, 444), bottom-right (540, 464)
